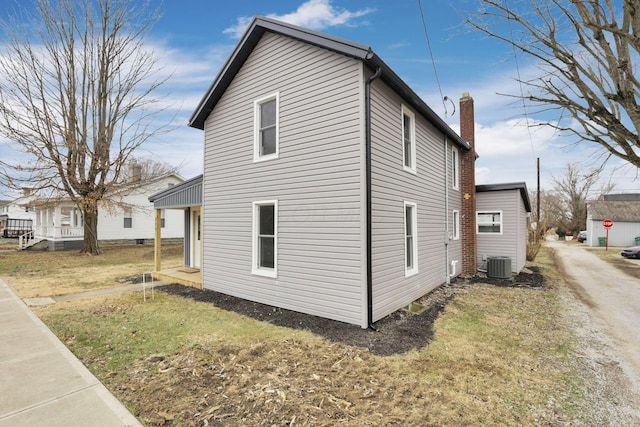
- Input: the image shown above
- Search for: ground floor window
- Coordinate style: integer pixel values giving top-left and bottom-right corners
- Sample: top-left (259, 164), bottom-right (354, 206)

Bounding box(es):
top-left (404, 201), bottom-right (418, 277)
top-left (452, 210), bottom-right (460, 240)
top-left (252, 200), bottom-right (278, 277)
top-left (477, 211), bottom-right (502, 234)
top-left (123, 207), bottom-right (132, 228)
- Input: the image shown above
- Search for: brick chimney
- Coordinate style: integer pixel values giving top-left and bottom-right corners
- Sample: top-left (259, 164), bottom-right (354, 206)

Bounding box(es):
top-left (459, 92), bottom-right (476, 277)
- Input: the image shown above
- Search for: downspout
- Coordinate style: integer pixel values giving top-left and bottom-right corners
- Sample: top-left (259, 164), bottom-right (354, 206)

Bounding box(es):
top-left (444, 136), bottom-right (451, 285)
top-left (365, 66), bottom-right (382, 330)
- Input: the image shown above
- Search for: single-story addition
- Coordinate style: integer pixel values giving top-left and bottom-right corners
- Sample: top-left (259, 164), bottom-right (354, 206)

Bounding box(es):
top-left (476, 182), bottom-right (532, 273)
top-left (148, 174), bottom-right (203, 288)
top-left (28, 173), bottom-right (185, 251)
top-left (151, 16), bottom-right (531, 328)
top-left (586, 193), bottom-right (640, 247)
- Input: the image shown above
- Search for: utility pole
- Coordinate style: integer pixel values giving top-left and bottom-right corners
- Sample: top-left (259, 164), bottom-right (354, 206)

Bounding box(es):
top-left (537, 157), bottom-right (541, 224)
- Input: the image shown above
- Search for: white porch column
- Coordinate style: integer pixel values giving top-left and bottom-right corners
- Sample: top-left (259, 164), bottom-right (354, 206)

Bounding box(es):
top-left (53, 206), bottom-right (62, 238)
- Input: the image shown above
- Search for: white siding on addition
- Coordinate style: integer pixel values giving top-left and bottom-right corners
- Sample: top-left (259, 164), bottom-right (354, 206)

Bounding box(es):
top-left (201, 32), bottom-right (366, 326)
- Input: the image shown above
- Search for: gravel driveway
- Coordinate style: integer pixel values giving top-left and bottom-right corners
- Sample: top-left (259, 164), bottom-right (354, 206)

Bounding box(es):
top-left (548, 240), bottom-right (640, 423)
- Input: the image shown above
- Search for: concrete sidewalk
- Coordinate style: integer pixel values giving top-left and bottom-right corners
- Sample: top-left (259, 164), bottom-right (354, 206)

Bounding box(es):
top-left (0, 279), bottom-right (142, 427)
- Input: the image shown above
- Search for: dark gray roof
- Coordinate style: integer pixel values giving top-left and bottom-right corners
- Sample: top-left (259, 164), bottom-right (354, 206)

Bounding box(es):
top-left (587, 200), bottom-right (640, 222)
top-left (188, 15), bottom-right (470, 151)
top-left (476, 182), bottom-right (532, 213)
top-left (603, 193), bottom-right (640, 202)
top-left (149, 174), bottom-right (202, 208)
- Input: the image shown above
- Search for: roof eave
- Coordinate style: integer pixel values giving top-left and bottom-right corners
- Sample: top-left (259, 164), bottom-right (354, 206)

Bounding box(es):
top-left (189, 16), bottom-right (470, 151)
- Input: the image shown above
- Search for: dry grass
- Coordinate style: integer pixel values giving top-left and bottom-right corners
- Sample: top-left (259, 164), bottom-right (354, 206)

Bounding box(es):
top-left (11, 246), bottom-right (602, 426)
top-left (0, 244), bottom-right (183, 298)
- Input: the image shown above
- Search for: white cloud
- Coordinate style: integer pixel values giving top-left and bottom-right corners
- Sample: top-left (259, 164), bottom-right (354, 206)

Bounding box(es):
top-left (223, 0), bottom-right (375, 39)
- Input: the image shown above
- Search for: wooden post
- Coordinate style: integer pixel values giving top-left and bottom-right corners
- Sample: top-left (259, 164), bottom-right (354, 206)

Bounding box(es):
top-left (154, 209), bottom-right (162, 272)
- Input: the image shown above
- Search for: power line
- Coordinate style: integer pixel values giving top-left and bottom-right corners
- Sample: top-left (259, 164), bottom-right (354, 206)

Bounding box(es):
top-left (417, 0), bottom-right (447, 116)
top-left (505, 0), bottom-right (537, 159)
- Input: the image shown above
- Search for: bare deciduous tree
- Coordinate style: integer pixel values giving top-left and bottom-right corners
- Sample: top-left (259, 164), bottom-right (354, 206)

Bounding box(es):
top-left (0, 0), bottom-right (170, 254)
top-left (467, 0), bottom-right (640, 168)
top-left (548, 162), bottom-right (614, 234)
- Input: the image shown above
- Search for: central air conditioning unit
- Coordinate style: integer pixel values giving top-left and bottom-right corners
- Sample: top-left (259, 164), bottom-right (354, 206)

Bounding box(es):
top-left (487, 256), bottom-right (512, 279)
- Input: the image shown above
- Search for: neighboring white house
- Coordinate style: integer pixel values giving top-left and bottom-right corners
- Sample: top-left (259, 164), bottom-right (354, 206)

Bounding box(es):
top-left (0, 191), bottom-right (37, 237)
top-left (586, 194), bottom-right (640, 247)
top-left (476, 182), bottom-right (531, 273)
top-left (31, 173), bottom-right (185, 250)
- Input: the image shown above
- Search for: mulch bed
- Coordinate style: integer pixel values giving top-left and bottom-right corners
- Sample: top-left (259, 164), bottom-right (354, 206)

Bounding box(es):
top-left (159, 267), bottom-right (546, 356)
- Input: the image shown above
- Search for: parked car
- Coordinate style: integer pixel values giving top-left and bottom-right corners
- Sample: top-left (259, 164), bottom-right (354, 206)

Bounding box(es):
top-left (621, 246), bottom-right (640, 259)
top-left (577, 231), bottom-right (587, 243)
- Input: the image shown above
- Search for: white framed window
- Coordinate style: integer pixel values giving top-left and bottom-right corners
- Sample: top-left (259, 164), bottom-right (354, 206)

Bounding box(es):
top-left (252, 200), bottom-right (278, 278)
top-left (477, 211), bottom-right (503, 234)
top-left (160, 209), bottom-right (166, 228)
top-left (404, 201), bottom-right (418, 277)
top-left (123, 207), bottom-right (132, 229)
top-left (254, 93), bottom-right (279, 162)
top-left (401, 105), bottom-right (416, 174)
top-left (451, 145), bottom-right (459, 190)
top-left (452, 210), bottom-right (460, 240)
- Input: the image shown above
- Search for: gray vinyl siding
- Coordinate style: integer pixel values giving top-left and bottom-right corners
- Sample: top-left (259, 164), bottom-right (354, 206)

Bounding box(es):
top-left (476, 190), bottom-right (523, 272)
top-left (201, 32), bottom-right (365, 326)
top-left (369, 78), bottom-right (454, 322)
top-left (516, 194), bottom-right (528, 271)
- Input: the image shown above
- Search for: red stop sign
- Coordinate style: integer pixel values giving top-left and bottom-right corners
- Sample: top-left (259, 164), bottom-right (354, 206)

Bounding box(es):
top-left (603, 219), bottom-right (614, 229)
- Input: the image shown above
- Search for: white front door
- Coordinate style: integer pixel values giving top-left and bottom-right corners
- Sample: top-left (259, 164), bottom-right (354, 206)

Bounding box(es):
top-left (191, 208), bottom-right (201, 269)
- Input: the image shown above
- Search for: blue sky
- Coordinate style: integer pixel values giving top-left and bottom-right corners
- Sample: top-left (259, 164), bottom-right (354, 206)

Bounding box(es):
top-left (2, 0), bottom-right (640, 196)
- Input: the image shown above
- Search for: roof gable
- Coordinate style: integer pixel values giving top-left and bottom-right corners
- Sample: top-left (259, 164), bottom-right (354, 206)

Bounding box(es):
top-left (189, 15), bottom-right (469, 151)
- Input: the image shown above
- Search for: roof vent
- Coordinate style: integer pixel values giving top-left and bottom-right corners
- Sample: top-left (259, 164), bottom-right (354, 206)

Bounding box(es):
top-left (487, 256), bottom-right (511, 279)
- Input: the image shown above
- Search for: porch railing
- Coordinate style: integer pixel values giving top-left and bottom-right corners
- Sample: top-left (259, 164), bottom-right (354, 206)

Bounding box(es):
top-left (34, 225), bottom-right (84, 239)
top-left (18, 231), bottom-right (36, 250)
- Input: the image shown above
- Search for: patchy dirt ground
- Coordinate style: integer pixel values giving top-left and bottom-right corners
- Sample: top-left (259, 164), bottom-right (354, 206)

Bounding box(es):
top-left (160, 268), bottom-right (545, 357)
top-left (105, 268), bottom-right (550, 426)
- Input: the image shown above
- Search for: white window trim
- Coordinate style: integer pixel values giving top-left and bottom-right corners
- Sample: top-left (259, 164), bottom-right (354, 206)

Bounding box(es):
top-left (477, 210), bottom-right (503, 235)
top-left (452, 210), bottom-right (460, 240)
top-left (401, 105), bottom-right (417, 174)
top-left (451, 145), bottom-right (460, 190)
top-left (404, 201), bottom-right (419, 277)
top-left (253, 92), bottom-right (279, 162)
top-left (252, 200), bottom-right (278, 278)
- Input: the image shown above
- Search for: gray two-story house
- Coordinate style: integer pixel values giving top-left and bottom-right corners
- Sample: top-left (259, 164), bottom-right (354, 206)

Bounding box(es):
top-left (151, 16), bottom-right (491, 328)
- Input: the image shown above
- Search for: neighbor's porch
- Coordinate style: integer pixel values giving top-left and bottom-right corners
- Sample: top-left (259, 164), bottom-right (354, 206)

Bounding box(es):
top-left (34, 203), bottom-right (84, 240)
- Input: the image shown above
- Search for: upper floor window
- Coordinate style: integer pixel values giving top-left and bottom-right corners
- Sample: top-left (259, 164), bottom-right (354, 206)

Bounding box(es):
top-left (451, 145), bottom-right (459, 190)
top-left (401, 105), bottom-right (416, 174)
top-left (404, 201), bottom-right (418, 277)
top-left (477, 211), bottom-right (502, 234)
top-left (252, 200), bottom-right (278, 278)
top-left (254, 93), bottom-right (279, 162)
